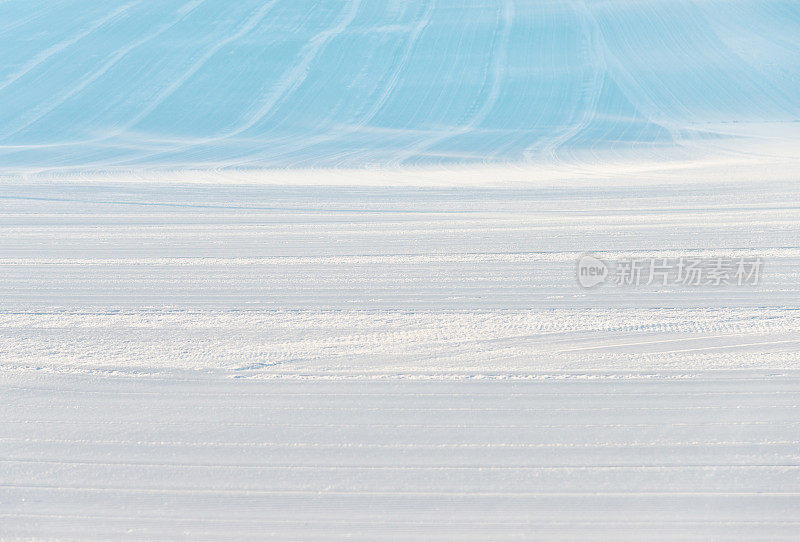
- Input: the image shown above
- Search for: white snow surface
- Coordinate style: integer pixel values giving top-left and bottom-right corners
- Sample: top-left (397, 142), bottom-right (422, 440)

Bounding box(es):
top-left (2, 0), bottom-right (800, 539)
top-left (2, 181), bottom-right (799, 539)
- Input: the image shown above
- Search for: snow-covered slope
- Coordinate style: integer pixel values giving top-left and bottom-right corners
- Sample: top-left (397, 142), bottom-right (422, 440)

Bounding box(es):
top-left (0, 0), bottom-right (798, 174)
top-left (2, 2), bottom-right (799, 539)
top-left (2, 181), bottom-right (800, 539)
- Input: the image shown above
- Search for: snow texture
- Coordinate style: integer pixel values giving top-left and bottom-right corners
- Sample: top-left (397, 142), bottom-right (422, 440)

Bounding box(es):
top-left (1, 0), bottom-right (799, 539)
top-left (0, 0), bottom-right (798, 175)
top-left (2, 182), bottom-right (800, 539)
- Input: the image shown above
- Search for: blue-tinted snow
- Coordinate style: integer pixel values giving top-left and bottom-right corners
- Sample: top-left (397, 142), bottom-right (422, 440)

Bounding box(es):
top-left (0, 0), bottom-right (797, 172)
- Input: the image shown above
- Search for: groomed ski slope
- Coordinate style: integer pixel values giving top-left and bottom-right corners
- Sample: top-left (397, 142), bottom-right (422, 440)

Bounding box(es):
top-left (0, 0), bottom-right (798, 174)
top-left (2, 182), bottom-right (800, 539)
top-left (1, 0), bottom-right (800, 539)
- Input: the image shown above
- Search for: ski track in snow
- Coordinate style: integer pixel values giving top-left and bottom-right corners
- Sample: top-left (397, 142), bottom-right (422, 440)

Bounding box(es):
top-left (0, 0), bottom-right (798, 172)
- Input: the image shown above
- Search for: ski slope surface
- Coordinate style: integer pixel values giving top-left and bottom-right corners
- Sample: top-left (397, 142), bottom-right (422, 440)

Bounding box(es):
top-left (1, 0), bottom-right (800, 540)
top-left (0, 0), bottom-right (798, 175)
top-left (2, 182), bottom-right (800, 539)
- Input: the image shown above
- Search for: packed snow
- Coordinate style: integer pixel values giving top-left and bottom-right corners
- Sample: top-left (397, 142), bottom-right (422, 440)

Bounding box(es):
top-left (0, 0), bottom-right (798, 174)
top-left (1, 0), bottom-right (799, 539)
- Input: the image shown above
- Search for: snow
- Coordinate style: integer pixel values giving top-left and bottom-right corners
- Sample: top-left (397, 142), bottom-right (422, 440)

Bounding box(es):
top-left (1, 0), bottom-right (799, 539)
top-left (2, 181), bottom-right (799, 538)
top-left (3, 373), bottom-right (800, 539)
top-left (0, 0), bottom-right (798, 174)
